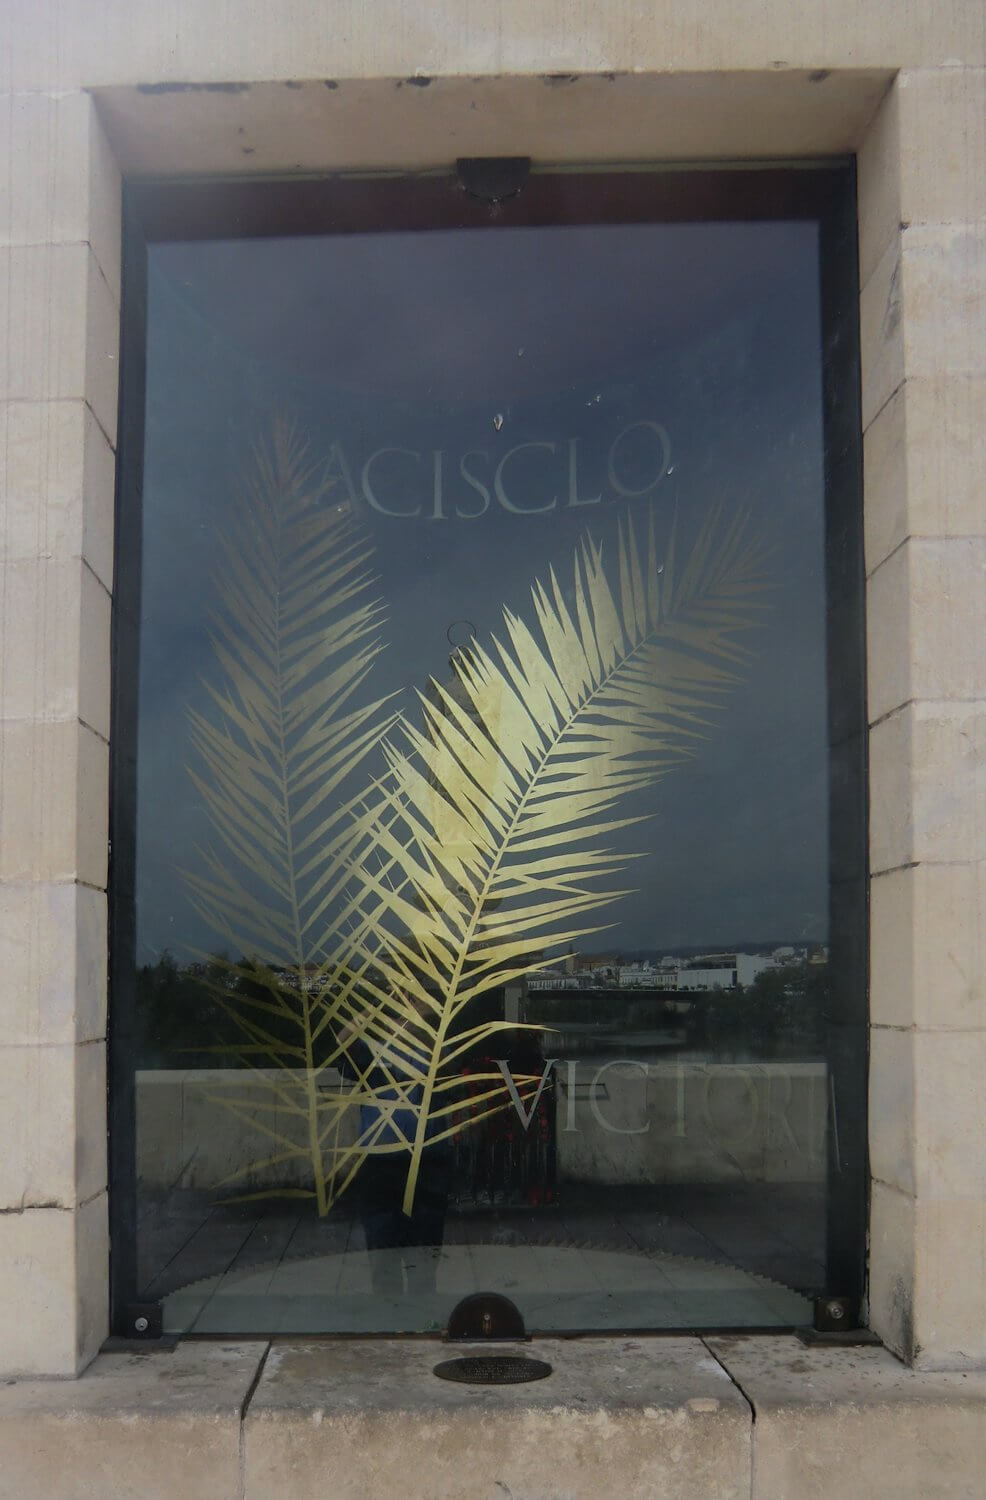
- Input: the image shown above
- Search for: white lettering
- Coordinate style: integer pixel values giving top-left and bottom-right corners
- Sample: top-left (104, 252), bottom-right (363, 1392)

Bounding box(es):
top-left (361, 447), bottom-right (422, 517)
top-left (495, 1058), bottom-right (558, 1130)
top-left (430, 449), bottom-right (446, 521)
top-left (457, 450), bottom-right (491, 519)
top-left (607, 421), bottom-right (671, 498)
top-left (494, 442), bottom-right (558, 514)
top-left (567, 437), bottom-right (601, 508)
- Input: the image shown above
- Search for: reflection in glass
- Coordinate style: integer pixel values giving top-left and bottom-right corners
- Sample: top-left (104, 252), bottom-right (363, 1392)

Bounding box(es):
top-left (134, 214), bottom-right (831, 1333)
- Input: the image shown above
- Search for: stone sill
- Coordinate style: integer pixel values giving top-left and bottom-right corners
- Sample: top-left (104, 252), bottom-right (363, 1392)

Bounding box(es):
top-left (1, 1334), bottom-right (985, 1499)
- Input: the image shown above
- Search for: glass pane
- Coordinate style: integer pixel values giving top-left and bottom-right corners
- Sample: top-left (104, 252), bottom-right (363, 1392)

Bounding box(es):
top-left (134, 207), bottom-right (832, 1334)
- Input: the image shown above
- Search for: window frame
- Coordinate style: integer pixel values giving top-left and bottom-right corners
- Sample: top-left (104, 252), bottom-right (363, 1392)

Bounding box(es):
top-left (107, 161), bottom-right (868, 1339)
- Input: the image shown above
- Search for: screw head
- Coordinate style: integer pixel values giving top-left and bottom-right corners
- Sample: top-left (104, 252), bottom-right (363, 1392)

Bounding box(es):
top-left (134, 1316), bottom-right (149, 1333)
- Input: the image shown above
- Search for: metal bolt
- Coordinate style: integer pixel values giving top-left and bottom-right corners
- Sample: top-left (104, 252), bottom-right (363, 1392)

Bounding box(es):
top-left (134, 1316), bottom-right (149, 1333)
top-left (826, 1301), bottom-right (845, 1321)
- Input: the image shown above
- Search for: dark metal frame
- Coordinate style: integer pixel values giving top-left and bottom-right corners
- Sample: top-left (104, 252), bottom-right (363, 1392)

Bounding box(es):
top-left (108, 162), bottom-right (868, 1338)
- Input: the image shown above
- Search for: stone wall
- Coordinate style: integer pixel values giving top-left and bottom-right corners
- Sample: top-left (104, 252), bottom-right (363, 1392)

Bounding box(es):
top-left (2, 0), bottom-right (985, 1376)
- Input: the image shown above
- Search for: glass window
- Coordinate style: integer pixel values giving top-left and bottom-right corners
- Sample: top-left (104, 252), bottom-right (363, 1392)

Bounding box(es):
top-left (110, 168), bottom-right (866, 1336)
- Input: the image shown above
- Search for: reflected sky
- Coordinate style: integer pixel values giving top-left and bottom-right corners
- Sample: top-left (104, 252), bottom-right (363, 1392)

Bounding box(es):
top-left (136, 219), bottom-right (828, 964)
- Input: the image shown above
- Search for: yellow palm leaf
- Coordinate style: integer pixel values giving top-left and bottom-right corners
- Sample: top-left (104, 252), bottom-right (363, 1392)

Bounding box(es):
top-left (182, 417), bottom-right (397, 1214)
top-left (337, 505), bottom-right (769, 1216)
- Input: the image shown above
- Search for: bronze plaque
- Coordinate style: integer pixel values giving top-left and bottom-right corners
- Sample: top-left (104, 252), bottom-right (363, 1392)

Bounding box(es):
top-left (433, 1355), bottom-right (553, 1386)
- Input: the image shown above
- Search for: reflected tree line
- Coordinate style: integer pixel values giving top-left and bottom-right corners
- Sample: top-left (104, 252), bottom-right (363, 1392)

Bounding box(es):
top-left (136, 952), bottom-right (828, 1069)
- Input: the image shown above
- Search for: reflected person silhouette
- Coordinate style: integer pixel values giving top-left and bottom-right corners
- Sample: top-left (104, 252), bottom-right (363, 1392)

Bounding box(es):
top-left (340, 986), bottom-right (453, 1298)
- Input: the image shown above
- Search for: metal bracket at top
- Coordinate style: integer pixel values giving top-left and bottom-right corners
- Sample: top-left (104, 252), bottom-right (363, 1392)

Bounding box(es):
top-left (455, 158), bottom-right (531, 206)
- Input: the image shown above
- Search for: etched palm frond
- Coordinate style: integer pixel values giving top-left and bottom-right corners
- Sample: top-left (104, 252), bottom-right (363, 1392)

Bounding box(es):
top-left (335, 506), bottom-right (770, 1215)
top-left (183, 417), bottom-right (398, 1212)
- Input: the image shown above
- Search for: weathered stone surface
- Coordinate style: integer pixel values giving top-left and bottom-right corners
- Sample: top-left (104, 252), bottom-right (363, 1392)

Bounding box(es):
top-left (863, 376), bottom-right (986, 575)
top-left (858, 68), bottom-right (986, 288)
top-left (708, 1335), bottom-right (986, 1499)
top-left (91, 71), bottom-right (890, 179)
top-left (868, 1026), bottom-right (915, 1197)
top-left (0, 718), bottom-right (108, 886)
top-left (0, 1191), bottom-right (108, 1374)
top-left (0, 880), bottom-right (106, 1044)
top-left (869, 702), bottom-right (986, 874)
top-left (0, 90), bottom-right (121, 294)
top-left (867, 538), bottom-right (986, 723)
top-left (244, 1338), bottom-right (751, 1500)
top-left (870, 862), bottom-right (986, 1031)
top-left (0, 557), bottom-right (111, 737)
top-left (0, 1038), bottom-right (105, 1208)
top-left (907, 1195), bottom-right (986, 1370)
top-left (4, 0), bottom-right (986, 94)
top-left (0, 242), bottom-right (119, 445)
top-left (0, 1341), bottom-right (267, 1496)
top-left (868, 1178), bottom-right (917, 1361)
top-left (1, 400), bottom-right (115, 587)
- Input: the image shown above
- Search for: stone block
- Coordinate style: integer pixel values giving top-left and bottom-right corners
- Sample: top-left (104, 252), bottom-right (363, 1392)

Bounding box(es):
top-left (708, 1334), bottom-right (986, 1499)
top-left (900, 224), bottom-right (986, 385)
top-left (83, 244), bottom-right (120, 446)
top-left (857, 76), bottom-right (901, 289)
top-left (0, 1039), bottom-right (105, 1208)
top-left (870, 862), bottom-right (986, 1031)
top-left (869, 702), bottom-right (986, 874)
top-left (0, 90), bottom-right (121, 294)
top-left (865, 540), bottom-right (909, 723)
top-left (870, 1175), bottom-right (986, 1369)
top-left (863, 379), bottom-right (908, 572)
top-left (1, 556), bottom-right (81, 723)
top-left (913, 1030), bottom-right (986, 1202)
top-left (76, 717), bottom-right (110, 888)
top-left (869, 1026), bottom-right (915, 1196)
top-left (0, 718), bottom-right (108, 886)
top-left (82, 403), bottom-right (116, 589)
top-left (0, 242), bottom-right (88, 399)
top-left (901, 374), bottom-right (986, 542)
top-left (93, 69), bottom-right (889, 178)
top-left (863, 376), bottom-right (986, 574)
top-left (895, 68), bottom-right (986, 232)
top-left (244, 1337), bottom-right (750, 1500)
top-left (868, 1177), bottom-right (917, 1360)
top-left (0, 242), bottom-right (119, 446)
top-left (4, 1), bottom-right (986, 93)
top-left (0, 718), bottom-right (81, 880)
top-left (858, 68), bottom-right (986, 289)
top-left (0, 556), bottom-right (109, 736)
top-left (79, 563), bottom-right (112, 738)
top-left (0, 1339), bottom-right (266, 1487)
top-left (87, 102), bottom-right (123, 298)
top-left (0, 1190), bottom-right (108, 1375)
top-left (911, 1195), bottom-right (986, 1369)
top-left (860, 234), bottom-right (903, 432)
top-left (861, 225), bottom-right (986, 434)
top-left (0, 881), bottom-right (107, 1043)
top-left (1, 400), bottom-right (115, 587)
top-left (867, 537), bottom-right (986, 722)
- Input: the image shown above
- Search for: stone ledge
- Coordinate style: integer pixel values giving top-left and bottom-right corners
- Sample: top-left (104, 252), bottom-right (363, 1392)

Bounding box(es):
top-left (709, 1335), bottom-right (986, 1500)
top-left (0, 1341), bottom-right (267, 1500)
top-left (1, 1335), bottom-right (985, 1499)
top-left (243, 1337), bottom-right (750, 1500)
